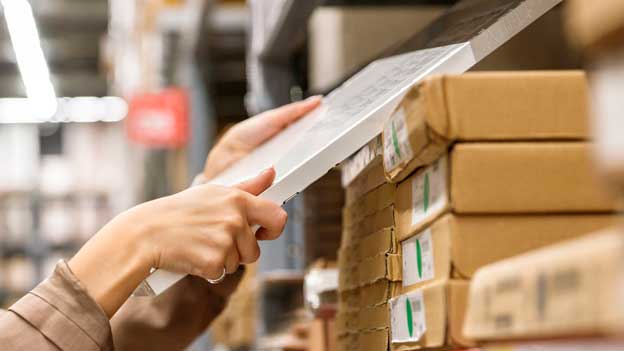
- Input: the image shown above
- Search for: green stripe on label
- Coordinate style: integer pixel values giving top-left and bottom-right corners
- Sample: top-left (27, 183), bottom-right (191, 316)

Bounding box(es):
top-left (406, 298), bottom-right (414, 337)
top-left (423, 173), bottom-right (430, 213)
top-left (391, 121), bottom-right (402, 158)
top-left (416, 239), bottom-right (423, 279)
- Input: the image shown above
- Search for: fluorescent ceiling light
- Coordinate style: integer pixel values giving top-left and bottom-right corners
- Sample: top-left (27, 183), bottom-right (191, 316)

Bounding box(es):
top-left (1, 0), bottom-right (58, 120)
top-left (0, 97), bottom-right (128, 124)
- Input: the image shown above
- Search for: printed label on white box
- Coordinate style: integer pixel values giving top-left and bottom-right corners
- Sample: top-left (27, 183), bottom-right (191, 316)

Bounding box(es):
top-left (402, 229), bottom-right (435, 287)
top-left (411, 157), bottom-right (448, 226)
top-left (383, 107), bottom-right (414, 172)
top-left (390, 290), bottom-right (427, 343)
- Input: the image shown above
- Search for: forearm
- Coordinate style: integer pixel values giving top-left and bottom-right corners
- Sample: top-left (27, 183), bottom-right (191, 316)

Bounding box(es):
top-left (69, 209), bottom-right (152, 318)
top-left (112, 270), bottom-right (243, 351)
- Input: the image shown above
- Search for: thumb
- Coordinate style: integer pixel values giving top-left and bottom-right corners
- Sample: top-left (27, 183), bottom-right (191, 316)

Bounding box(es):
top-left (234, 167), bottom-right (276, 195)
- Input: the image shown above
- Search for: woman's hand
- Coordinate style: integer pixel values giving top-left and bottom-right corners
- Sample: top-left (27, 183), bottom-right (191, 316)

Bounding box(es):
top-left (68, 168), bottom-right (285, 318)
top-left (137, 168), bottom-right (286, 279)
top-left (203, 96), bottom-right (322, 180)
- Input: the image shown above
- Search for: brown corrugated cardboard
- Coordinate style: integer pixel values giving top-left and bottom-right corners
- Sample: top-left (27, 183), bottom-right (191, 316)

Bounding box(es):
top-left (341, 206), bottom-right (395, 249)
top-left (339, 227), bottom-right (396, 268)
top-left (360, 280), bottom-right (401, 307)
top-left (360, 329), bottom-right (389, 351)
top-left (389, 280), bottom-right (472, 350)
top-left (463, 228), bottom-right (624, 341)
top-left (566, 0), bottom-right (624, 53)
top-left (395, 143), bottom-right (620, 240)
top-left (339, 227), bottom-right (401, 291)
top-left (359, 303), bottom-right (390, 330)
top-left (400, 213), bottom-right (621, 289)
top-left (343, 183), bottom-right (396, 227)
top-left (383, 71), bottom-right (590, 182)
top-left (358, 253), bottom-right (402, 288)
top-left (345, 160), bottom-right (387, 206)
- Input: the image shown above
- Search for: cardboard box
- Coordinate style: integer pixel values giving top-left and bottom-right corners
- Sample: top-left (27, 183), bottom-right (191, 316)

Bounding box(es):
top-left (360, 280), bottom-right (401, 308)
top-left (389, 280), bottom-right (472, 350)
top-left (360, 329), bottom-right (390, 351)
top-left (463, 228), bottom-right (624, 341)
top-left (401, 213), bottom-right (621, 289)
top-left (382, 71), bottom-right (590, 182)
top-left (341, 205), bottom-right (395, 248)
top-left (343, 183), bottom-right (396, 227)
top-left (345, 160), bottom-right (387, 206)
top-left (341, 135), bottom-right (383, 188)
top-left (309, 6), bottom-right (447, 92)
top-left (359, 303), bottom-right (390, 330)
top-left (395, 143), bottom-right (619, 240)
top-left (339, 249), bottom-right (402, 291)
top-left (566, 0), bottom-right (624, 53)
top-left (339, 227), bottom-right (401, 290)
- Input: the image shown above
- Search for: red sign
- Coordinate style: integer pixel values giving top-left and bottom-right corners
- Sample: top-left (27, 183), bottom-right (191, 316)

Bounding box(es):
top-left (126, 88), bottom-right (189, 148)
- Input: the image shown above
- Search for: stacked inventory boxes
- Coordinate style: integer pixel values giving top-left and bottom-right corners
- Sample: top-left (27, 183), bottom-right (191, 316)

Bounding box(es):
top-left (336, 71), bottom-right (622, 351)
top-left (386, 71), bottom-right (622, 350)
top-left (337, 136), bottom-right (399, 351)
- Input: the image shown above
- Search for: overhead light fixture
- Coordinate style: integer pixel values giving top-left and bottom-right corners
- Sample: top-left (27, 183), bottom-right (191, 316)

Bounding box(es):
top-left (1, 0), bottom-right (58, 120)
top-left (0, 97), bottom-right (128, 124)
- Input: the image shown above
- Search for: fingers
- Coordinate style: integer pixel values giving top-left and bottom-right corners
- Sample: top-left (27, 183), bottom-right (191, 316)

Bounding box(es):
top-left (233, 220), bottom-right (261, 264)
top-left (249, 96), bottom-right (323, 145)
top-left (233, 168), bottom-right (286, 240)
top-left (224, 250), bottom-right (240, 274)
top-left (235, 167), bottom-right (275, 196)
top-left (245, 196), bottom-right (288, 240)
top-left (265, 95), bottom-right (322, 129)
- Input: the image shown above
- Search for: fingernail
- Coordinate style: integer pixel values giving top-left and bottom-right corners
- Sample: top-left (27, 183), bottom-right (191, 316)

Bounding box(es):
top-left (261, 167), bottom-right (274, 174)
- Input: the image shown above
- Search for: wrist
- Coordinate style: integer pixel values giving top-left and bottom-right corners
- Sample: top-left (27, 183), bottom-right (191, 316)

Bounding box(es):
top-left (69, 208), bottom-right (154, 317)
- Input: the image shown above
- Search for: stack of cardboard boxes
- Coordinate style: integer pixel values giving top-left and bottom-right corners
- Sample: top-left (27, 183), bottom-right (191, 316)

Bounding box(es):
top-left (337, 71), bottom-right (622, 351)
top-left (337, 136), bottom-right (399, 351)
top-left (455, 4), bottom-right (624, 349)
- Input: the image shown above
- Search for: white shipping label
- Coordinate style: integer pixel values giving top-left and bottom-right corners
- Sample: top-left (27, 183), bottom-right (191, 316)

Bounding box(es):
top-left (383, 107), bottom-right (414, 172)
top-left (390, 290), bottom-right (427, 343)
top-left (411, 157), bottom-right (448, 226)
top-left (402, 229), bottom-right (435, 287)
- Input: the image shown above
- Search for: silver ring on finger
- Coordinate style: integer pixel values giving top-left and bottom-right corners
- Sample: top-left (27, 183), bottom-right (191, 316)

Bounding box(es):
top-left (207, 267), bottom-right (227, 284)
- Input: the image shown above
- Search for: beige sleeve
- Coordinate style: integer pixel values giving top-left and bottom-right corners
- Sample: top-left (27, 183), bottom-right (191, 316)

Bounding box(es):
top-left (0, 261), bottom-right (114, 351)
top-left (111, 268), bottom-right (244, 351)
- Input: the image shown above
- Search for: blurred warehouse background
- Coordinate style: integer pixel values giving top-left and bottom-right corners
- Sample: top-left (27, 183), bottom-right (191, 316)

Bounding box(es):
top-left (0, 1), bottom-right (584, 350)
